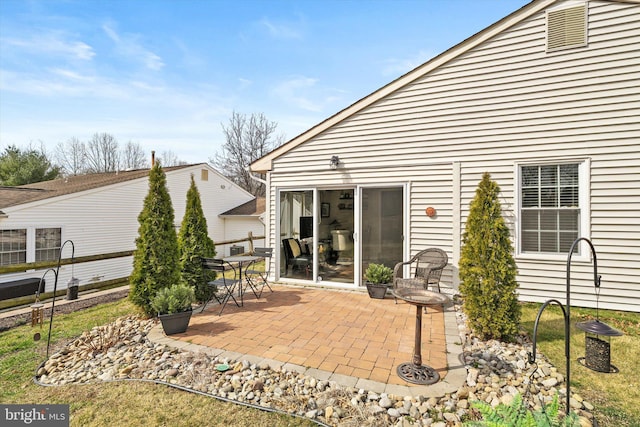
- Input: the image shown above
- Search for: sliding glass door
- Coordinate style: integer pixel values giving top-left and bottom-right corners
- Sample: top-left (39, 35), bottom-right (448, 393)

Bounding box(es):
top-left (361, 187), bottom-right (404, 272)
top-left (279, 190), bottom-right (313, 279)
top-left (278, 186), bottom-right (404, 286)
top-left (317, 189), bottom-right (354, 284)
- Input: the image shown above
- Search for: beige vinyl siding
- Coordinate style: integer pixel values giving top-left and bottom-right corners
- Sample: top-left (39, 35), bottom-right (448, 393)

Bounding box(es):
top-left (268, 1), bottom-right (639, 311)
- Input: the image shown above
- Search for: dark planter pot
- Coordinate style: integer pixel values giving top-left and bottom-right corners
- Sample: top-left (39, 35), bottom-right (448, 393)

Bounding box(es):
top-left (158, 310), bottom-right (192, 335)
top-left (366, 282), bottom-right (389, 299)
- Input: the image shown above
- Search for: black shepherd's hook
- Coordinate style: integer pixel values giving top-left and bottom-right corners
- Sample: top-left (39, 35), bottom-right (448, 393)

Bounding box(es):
top-left (46, 239), bottom-right (75, 359)
top-left (527, 237), bottom-right (599, 415)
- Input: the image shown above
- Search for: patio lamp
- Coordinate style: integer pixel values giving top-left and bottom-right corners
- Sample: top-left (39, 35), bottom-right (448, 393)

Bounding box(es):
top-left (329, 155), bottom-right (340, 170)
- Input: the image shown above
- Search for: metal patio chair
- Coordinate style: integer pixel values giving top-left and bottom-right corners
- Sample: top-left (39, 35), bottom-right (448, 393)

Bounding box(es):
top-left (200, 257), bottom-right (240, 315)
top-left (392, 248), bottom-right (448, 303)
top-left (244, 247), bottom-right (274, 299)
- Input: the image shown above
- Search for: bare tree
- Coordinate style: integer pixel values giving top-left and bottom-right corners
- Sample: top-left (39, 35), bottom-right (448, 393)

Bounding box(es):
top-left (158, 150), bottom-right (187, 167)
top-left (212, 111), bottom-right (285, 196)
top-left (55, 137), bottom-right (86, 175)
top-left (121, 141), bottom-right (149, 170)
top-left (85, 132), bottom-right (120, 173)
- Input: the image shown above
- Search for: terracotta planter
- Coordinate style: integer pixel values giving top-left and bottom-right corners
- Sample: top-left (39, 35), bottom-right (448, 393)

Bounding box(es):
top-left (366, 282), bottom-right (389, 299)
top-left (158, 310), bottom-right (192, 335)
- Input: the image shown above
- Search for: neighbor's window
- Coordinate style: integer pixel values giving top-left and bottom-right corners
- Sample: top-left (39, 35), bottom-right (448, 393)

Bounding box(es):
top-left (35, 228), bottom-right (62, 262)
top-left (520, 163), bottom-right (580, 254)
top-left (0, 229), bottom-right (27, 266)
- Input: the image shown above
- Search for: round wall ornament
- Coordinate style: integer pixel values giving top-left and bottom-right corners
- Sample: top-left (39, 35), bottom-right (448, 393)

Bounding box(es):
top-left (425, 207), bottom-right (436, 217)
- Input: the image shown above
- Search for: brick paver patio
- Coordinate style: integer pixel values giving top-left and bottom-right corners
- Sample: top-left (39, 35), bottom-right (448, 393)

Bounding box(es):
top-left (160, 284), bottom-right (464, 394)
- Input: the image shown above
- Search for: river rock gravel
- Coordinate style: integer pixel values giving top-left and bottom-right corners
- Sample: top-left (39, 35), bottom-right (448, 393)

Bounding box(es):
top-left (35, 304), bottom-right (596, 426)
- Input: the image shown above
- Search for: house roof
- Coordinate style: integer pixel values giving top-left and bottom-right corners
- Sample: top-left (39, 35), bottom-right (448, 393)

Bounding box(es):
top-left (0, 164), bottom-right (198, 210)
top-left (220, 197), bottom-right (265, 217)
top-left (250, 0), bottom-right (556, 173)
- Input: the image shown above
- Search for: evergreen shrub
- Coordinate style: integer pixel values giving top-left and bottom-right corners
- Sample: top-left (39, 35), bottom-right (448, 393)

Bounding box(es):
top-left (459, 172), bottom-right (520, 340)
top-left (129, 162), bottom-right (181, 316)
top-left (178, 175), bottom-right (217, 303)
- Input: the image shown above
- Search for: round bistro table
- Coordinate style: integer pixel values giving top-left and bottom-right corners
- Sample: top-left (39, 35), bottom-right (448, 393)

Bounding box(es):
top-left (392, 287), bottom-right (451, 385)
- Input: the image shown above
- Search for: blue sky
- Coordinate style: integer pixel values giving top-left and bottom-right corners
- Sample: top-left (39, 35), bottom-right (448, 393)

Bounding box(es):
top-left (0, 0), bottom-right (529, 164)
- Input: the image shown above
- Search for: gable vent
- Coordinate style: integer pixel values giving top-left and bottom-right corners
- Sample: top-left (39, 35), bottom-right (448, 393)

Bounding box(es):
top-left (547, 4), bottom-right (587, 51)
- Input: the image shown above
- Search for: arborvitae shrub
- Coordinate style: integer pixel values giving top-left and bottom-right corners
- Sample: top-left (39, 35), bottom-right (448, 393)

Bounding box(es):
top-left (129, 162), bottom-right (181, 316)
top-left (459, 172), bottom-right (520, 341)
top-left (178, 175), bottom-right (217, 303)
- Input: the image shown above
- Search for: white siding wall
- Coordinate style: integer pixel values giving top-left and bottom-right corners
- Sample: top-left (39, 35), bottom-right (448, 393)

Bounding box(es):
top-left (267, 1), bottom-right (640, 312)
top-left (1, 165), bottom-right (254, 292)
top-left (220, 217), bottom-right (266, 256)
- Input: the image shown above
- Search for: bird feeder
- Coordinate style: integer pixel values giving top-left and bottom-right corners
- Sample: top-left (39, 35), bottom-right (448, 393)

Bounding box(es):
top-left (576, 269), bottom-right (623, 373)
top-left (31, 293), bottom-right (45, 328)
top-left (66, 276), bottom-right (80, 300)
top-left (576, 319), bottom-right (622, 373)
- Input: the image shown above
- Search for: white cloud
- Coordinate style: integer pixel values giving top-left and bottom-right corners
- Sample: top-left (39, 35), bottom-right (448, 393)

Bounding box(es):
top-left (50, 68), bottom-right (95, 82)
top-left (381, 50), bottom-right (435, 77)
top-left (102, 22), bottom-right (164, 71)
top-left (2, 33), bottom-right (95, 60)
top-left (237, 78), bottom-right (252, 90)
top-left (260, 18), bottom-right (302, 39)
top-left (130, 81), bottom-right (165, 92)
top-left (0, 68), bottom-right (129, 98)
top-left (272, 76), bottom-right (322, 112)
top-left (271, 76), bottom-right (347, 113)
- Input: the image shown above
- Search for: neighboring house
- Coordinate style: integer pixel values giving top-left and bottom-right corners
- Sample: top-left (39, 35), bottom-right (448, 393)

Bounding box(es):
top-left (219, 197), bottom-right (266, 254)
top-left (0, 163), bottom-right (260, 293)
top-left (251, 0), bottom-right (640, 312)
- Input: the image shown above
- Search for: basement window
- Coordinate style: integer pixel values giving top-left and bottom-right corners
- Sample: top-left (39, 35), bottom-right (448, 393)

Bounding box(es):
top-left (546, 3), bottom-right (587, 52)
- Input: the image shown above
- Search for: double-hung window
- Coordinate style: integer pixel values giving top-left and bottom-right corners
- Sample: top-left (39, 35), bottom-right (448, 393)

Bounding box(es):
top-left (35, 228), bottom-right (62, 262)
top-left (519, 162), bottom-right (587, 256)
top-left (0, 229), bottom-right (27, 266)
top-left (0, 227), bottom-right (62, 266)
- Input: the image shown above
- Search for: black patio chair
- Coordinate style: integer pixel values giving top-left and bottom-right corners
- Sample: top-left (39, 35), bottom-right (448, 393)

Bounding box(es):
top-left (200, 257), bottom-right (240, 315)
top-left (244, 247), bottom-right (274, 299)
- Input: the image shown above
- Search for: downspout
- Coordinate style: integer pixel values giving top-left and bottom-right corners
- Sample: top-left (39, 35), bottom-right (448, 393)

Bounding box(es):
top-left (245, 166), bottom-right (267, 185)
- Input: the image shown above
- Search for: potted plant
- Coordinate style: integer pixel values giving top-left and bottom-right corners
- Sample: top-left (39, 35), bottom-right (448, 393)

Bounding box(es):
top-left (365, 263), bottom-right (393, 299)
top-left (151, 283), bottom-right (196, 335)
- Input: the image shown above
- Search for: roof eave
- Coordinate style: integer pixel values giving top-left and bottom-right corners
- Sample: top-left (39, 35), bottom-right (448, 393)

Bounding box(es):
top-left (250, 0), bottom-right (552, 174)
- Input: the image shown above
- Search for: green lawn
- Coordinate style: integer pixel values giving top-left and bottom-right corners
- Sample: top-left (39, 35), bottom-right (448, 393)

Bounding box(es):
top-left (0, 299), bottom-right (313, 427)
top-left (519, 303), bottom-right (640, 427)
top-left (2, 296), bottom-right (637, 426)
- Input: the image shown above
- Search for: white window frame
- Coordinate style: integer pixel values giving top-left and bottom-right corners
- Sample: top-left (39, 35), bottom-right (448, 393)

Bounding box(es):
top-left (0, 226), bottom-right (63, 265)
top-left (35, 227), bottom-right (62, 262)
top-left (515, 158), bottom-right (590, 262)
top-left (0, 228), bottom-right (27, 266)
